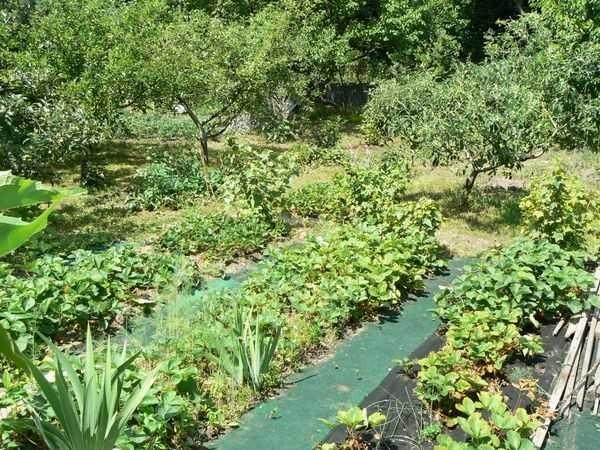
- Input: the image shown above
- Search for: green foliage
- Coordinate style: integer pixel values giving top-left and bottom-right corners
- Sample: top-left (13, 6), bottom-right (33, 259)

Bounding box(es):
top-left (520, 162), bottom-right (597, 250)
top-left (158, 211), bottom-right (288, 260)
top-left (287, 158), bottom-right (411, 222)
top-left (445, 311), bottom-right (543, 373)
top-left (321, 406), bottom-right (386, 436)
top-left (364, 58), bottom-right (556, 192)
top-left (209, 308), bottom-right (281, 391)
top-left (119, 111), bottom-right (197, 140)
top-left (305, 116), bottom-right (343, 149)
top-left (221, 143), bottom-right (295, 220)
top-left (129, 147), bottom-right (223, 210)
top-left (0, 326), bottom-right (158, 450)
top-left (416, 348), bottom-right (487, 406)
top-left (435, 237), bottom-right (594, 328)
top-left (290, 144), bottom-right (349, 168)
top-left (0, 171), bottom-right (72, 257)
top-left (436, 392), bottom-right (540, 450)
top-left (0, 245), bottom-right (199, 351)
top-left (0, 82), bottom-right (102, 181)
top-left (240, 222), bottom-right (442, 338)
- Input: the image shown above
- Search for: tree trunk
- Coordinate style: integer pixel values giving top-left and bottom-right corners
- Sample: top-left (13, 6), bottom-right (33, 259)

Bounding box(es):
top-left (463, 169), bottom-right (480, 203)
top-left (199, 133), bottom-right (209, 166)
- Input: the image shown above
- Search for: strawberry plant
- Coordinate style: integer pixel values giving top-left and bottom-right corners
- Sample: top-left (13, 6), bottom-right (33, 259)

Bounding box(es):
top-left (158, 211), bottom-right (288, 260)
top-left (435, 237), bottom-right (594, 327)
top-left (445, 311), bottom-right (543, 373)
top-left (415, 348), bottom-right (487, 407)
top-left (436, 392), bottom-right (540, 450)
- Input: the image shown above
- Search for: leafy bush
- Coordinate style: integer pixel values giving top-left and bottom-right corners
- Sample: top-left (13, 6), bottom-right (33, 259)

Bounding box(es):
top-left (444, 311), bottom-right (542, 374)
top-left (520, 162), bottom-right (597, 250)
top-left (129, 147), bottom-right (223, 210)
top-left (305, 116), bottom-right (343, 148)
top-left (286, 158), bottom-right (411, 222)
top-left (0, 245), bottom-right (200, 351)
top-left (158, 211), bottom-right (288, 260)
top-left (0, 73), bottom-right (103, 182)
top-left (120, 111), bottom-right (197, 140)
top-left (436, 392), bottom-right (540, 450)
top-left (435, 237), bottom-right (594, 328)
top-left (220, 143), bottom-right (296, 221)
top-left (290, 144), bottom-right (348, 168)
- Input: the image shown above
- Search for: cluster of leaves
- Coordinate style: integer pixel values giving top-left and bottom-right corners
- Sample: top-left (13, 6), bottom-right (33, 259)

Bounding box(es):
top-left (436, 392), bottom-right (541, 450)
top-left (0, 245), bottom-right (200, 351)
top-left (220, 142), bottom-right (296, 221)
top-left (520, 162), bottom-right (599, 250)
top-left (158, 211), bottom-right (288, 261)
top-left (0, 72), bottom-right (104, 182)
top-left (286, 157), bottom-right (411, 222)
top-left (129, 147), bottom-right (223, 210)
top-left (119, 111), bottom-right (197, 140)
top-left (436, 238), bottom-right (594, 328)
top-left (290, 144), bottom-right (349, 168)
top-left (417, 236), bottom-right (593, 412)
top-left (320, 406), bottom-right (386, 450)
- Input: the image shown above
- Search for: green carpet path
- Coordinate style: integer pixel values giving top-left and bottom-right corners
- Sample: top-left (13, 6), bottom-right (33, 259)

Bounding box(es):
top-left (545, 411), bottom-right (599, 450)
top-left (206, 258), bottom-right (471, 450)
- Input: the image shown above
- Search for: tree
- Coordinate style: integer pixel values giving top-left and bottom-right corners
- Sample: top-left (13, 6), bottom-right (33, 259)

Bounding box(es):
top-left (107, 3), bottom-right (315, 164)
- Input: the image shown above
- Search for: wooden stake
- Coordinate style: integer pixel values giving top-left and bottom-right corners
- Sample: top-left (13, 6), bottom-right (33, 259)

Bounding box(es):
top-left (577, 312), bottom-right (597, 409)
top-left (553, 319), bottom-right (565, 336)
top-left (564, 333), bottom-right (583, 417)
top-left (532, 314), bottom-right (588, 448)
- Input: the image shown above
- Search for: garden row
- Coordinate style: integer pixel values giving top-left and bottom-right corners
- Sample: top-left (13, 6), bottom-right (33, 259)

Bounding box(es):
top-left (324, 164), bottom-right (600, 449)
top-left (0, 150), bottom-right (446, 449)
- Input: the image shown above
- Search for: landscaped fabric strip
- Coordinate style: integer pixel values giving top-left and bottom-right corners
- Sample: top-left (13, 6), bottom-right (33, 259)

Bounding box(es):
top-left (206, 258), bottom-right (472, 450)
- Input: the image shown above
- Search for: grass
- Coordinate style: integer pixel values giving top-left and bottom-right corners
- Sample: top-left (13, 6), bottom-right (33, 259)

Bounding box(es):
top-left (35, 121), bottom-right (600, 262)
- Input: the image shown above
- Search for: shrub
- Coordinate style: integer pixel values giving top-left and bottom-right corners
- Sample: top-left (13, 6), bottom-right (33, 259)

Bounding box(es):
top-left (286, 158), bottom-right (411, 222)
top-left (0, 74), bottom-right (103, 182)
top-left (129, 147), bottom-right (223, 210)
top-left (305, 116), bottom-right (343, 148)
top-left (0, 245), bottom-right (199, 351)
top-left (290, 144), bottom-right (348, 168)
top-left (158, 211), bottom-right (288, 260)
top-left (520, 162), bottom-right (596, 250)
top-left (220, 143), bottom-right (296, 221)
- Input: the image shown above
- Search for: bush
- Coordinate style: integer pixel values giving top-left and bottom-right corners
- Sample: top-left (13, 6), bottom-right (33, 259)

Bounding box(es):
top-left (120, 112), bottom-right (197, 140)
top-left (286, 158), bottom-right (411, 222)
top-left (520, 162), bottom-right (597, 250)
top-left (0, 245), bottom-right (200, 351)
top-left (158, 211), bottom-right (288, 260)
top-left (305, 116), bottom-right (343, 148)
top-left (290, 144), bottom-right (348, 168)
top-left (220, 143), bottom-right (296, 221)
top-left (129, 147), bottom-right (223, 210)
top-left (0, 88), bottom-right (103, 182)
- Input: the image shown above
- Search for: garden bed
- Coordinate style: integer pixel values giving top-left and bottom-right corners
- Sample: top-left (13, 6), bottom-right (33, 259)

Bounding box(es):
top-left (322, 321), bottom-right (569, 449)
